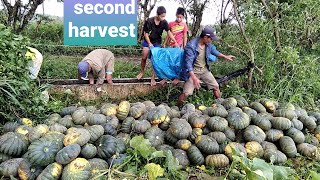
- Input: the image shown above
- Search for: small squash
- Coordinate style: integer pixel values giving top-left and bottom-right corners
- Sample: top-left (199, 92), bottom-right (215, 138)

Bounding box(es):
top-left (265, 129), bottom-right (284, 142)
top-left (81, 144), bottom-right (97, 159)
top-left (297, 143), bottom-right (318, 159)
top-left (0, 132), bottom-right (29, 156)
top-left (205, 154), bottom-right (229, 168)
top-left (250, 102), bottom-right (267, 113)
top-left (3, 121), bottom-right (20, 133)
top-left (259, 98), bottom-right (277, 113)
top-left (86, 106), bottom-right (96, 113)
top-left (72, 109), bottom-right (89, 125)
top-left (46, 113), bottom-right (61, 126)
top-left (207, 132), bottom-right (227, 144)
top-left (299, 115), bottom-right (317, 131)
top-left (0, 153), bottom-right (11, 163)
top-left (285, 127), bottom-right (305, 144)
top-left (15, 125), bottom-right (33, 136)
top-left (88, 158), bottom-right (109, 178)
top-left (129, 102), bottom-right (146, 119)
top-left (176, 139), bottom-right (192, 151)
top-left (63, 128), bottom-right (91, 146)
top-left (264, 149), bottom-right (287, 164)
top-left (261, 141), bottom-right (278, 151)
top-left (234, 96), bottom-right (249, 108)
top-left (101, 123), bottom-right (117, 136)
top-left (273, 109), bottom-right (297, 120)
top-left (187, 145), bottom-right (204, 165)
top-left (17, 118), bottom-right (33, 126)
top-left (147, 106), bottom-right (168, 125)
top-left (251, 113), bottom-right (272, 131)
top-left (279, 136), bottom-right (297, 158)
top-left (60, 106), bottom-right (77, 116)
top-left (222, 97), bottom-right (237, 110)
top-left (58, 115), bottom-right (74, 128)
top-left (85, 125), bottom-right (104, 143)
top-left (116, 101), bottom-right (131, 121)
top-left (156, 144), bottom-right (174, 153)
top-left (87, 113), bottom-right (107, 125)
top-left (49, 123), bottom-right (67, 134)
top-left (245, 141), bottom-right (264, 159)
top-left (204, 104), bottom-right (228, 118)
top-left (143, 101), bottom-right (156, 111)
top-left (207, 116), bottom-right (228, 132)
top-left (291, 118), bottom-right (304, 131)
top-left (106, 115), bottom-right (120, 129)
top-left (189, 128), bottom-right (203, 142)
top-left (144, 127), bottom-right (165, 147)
top-left (270, 117), bottom-right (292, 130)
top-left (188, 113), bottom-right (206, 128)
top-left (0, 158), bottom-right (24, 177)
top-left (172, 149), bottom-right (190, 169)
top-left (133, 120), bottom-right (151, 134)
top-left (169, 119), bottom-right (192, 139)
top-left (159, 115), bottom-right (171, 131)
top-left (308, 112), bottom-right (320, 122)
top-left (55, 144), bottom-right (81, 165)
top-left (36, 162), bottom-right (62, 180)
top-left (243, 125), bottom-right (266, 143)
top-left (61, 158), bottom-right (92, 180)
top-left (96, 135), bottom-right (121, 160)
top-left (242, 107), bottom-right (258, 117)
top-left (195, 135), bottom-right (219, 154)
top-left (224, 127), bottom-right (236, 142)
top-left (18, 159), bottom-right (43, 180)
top-left (28, 124), bottom-right (49, 141)
top-left (180, 103), bottom-right (196, 116)
top-left (120, 117), bottom-right (135, 133)
top-left (100, 103), bottom-right (118, 116)
top-left (227, 111), bottom-right (250, 130)
top-left (225, 142), bottom-right (247, 160)
top-left (165, 128), bottom-right (179, 144)
top-left (315, 125), bottom-right (320, 141)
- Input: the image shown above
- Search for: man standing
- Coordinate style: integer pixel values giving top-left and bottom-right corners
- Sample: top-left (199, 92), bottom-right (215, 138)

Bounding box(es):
top-left (78, 49), bottom-right (114, 85)
top-left (177, 26), bottom-right (236, 106)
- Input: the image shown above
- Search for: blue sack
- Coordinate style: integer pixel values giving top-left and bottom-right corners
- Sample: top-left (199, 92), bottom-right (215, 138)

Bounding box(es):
top-left (150, 47), bottom-right (184, 80)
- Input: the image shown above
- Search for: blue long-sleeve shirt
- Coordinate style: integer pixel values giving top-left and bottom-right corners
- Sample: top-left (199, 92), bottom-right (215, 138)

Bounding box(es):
top-left (180, 37), bottom-right (221, 81)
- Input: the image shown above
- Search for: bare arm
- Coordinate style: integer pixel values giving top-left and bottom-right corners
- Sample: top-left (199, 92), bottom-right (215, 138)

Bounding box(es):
top-left (218, 53), bottom-right (236, 61)
top-left (183, 32), bottom-right (188, 48)
top-left (167, 31), bottom-right (178, 47)
top-left (163, 35), bottom-right (169, 48)
top-left (144, 32), bottom-right (153, 47)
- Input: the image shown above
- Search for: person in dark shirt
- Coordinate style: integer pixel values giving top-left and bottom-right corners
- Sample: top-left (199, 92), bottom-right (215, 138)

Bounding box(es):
top-left (137, 6), bottom-right (178, 86)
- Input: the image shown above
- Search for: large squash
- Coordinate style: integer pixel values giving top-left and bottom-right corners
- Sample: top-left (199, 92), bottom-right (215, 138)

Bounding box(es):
top-left (144, 127), bottom-right (165, 147)
top-left (143, 101), bottom-right (156, 111)
top-left (0, 132), bottom-right (29, 156)
top-left (96, 135), bottom-right (124, 160)
top-left (195, 135), bottom-right (219, 154)
top-left (180, 103), bottom-right (196, 115)
top-left (85, 125), bottom-right (104, 143)
top-left (133, 120), bottom-right (151, 134)
top-left (18, 159), bottom-right (43, 180)
top-left (116, 101), bottom-right (131, 121)
top-left (36, 162), bottom-right (62, 180)
top-left (81, 144), bottom-right (97, 159)
top-left (225, 142), bottom-right (247, 160)
top-left (169, 119), bottom-right (192, 139)
top-left (207, 116), bottom-right (228, 132)
top-left (265, 129), bottom-right (284, 142)
top-left (129, 102), bottom-right (146, 119)
top-left (243, 125), bottom-right (266, 143)
top-left (245, 141), bottom-right (264, 159)
top-left (204, 104), bottom-right (228, 118)
top-left (251, 113), bottom-right (272, 131)
top-left (46, 113), bottom-right (61, 126)
top-left (87, 113), bottom-right (107, 125)
top-left (165, 128), bottom-right (179, 144)
top-left (101, 123), bottom-right (117, 136)
top-left (205, 154), bottom-right (229, 168)
top-left (72, 109), bottom-right (89, 125)
top-left (49, 123), bottom-right (67, 134)
top-left (274, 109), bottom-right (297, 120)
top-left (55, 144), bottom-right (81, 165)
top-left (291, 119), bottom-right (304, 131)
top-left (0, 153), bottom-right (11, 163)
top-left (100, 103), bottom-right (118, 116)
top-left (279, 136), bottom-right (297, 158)
top-left (270, 117), bottom-right (292, 130)
top-left (106, 115), bottom-right (120, 129)
top-left (0, 158), bottom-right (24, 177)
top-left (285, 127), bottom-right (305, 144)
top-left (242, 107), bottom-right (258, 118)
top-left (187, 145), bottom-right (204, 165)
top-left (63, 128), bottom-right (91, 146)
top-left (58, 115), bottom-right (74, 128)
top-left (222, 97), bottom-right (237, 110)
top-left (147, 106), bottom-right (168, 125)
top-left (61, 158), bottom-right (92, 180)
top-left (227, 110), bottom-right (250, 130)
top-left (188, 113), bottom-right (206, 128)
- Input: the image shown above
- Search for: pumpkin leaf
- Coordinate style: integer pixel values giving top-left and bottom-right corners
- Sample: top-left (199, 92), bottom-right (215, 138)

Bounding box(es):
top-left (309, 171), bottom-right (320, 180)
top-left (144, 163), bottom-right (165, 180)
top-left (251, 158), bottom-right (273, 180)
top-left (165, 151), bottom-right (181, 171)
top-left (129, 135), bottom-right (156, 159)
top-left (271, 165), bottom-right (295, 180)
top-left (149, 150), bottom-right (166, 160)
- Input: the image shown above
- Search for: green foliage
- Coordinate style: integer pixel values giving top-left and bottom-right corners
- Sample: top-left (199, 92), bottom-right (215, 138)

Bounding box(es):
top-left (144, 163), bottom-right (165, 180)
top-left (0, 24), bottom-right (51, 122)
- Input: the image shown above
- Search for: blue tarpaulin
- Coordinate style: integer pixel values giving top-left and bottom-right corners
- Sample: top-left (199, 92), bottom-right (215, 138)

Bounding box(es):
top-left (150, 47), bottom-right (184, 80)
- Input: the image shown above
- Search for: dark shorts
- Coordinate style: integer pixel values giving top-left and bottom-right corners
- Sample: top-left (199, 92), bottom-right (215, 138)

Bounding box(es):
top-left (141, 40), bottom-right (161, 48)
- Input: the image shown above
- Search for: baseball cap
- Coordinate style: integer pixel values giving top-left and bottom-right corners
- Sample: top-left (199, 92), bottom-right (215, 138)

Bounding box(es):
top-left (201, 26), bottom-right (219, 41)
top-left (78, 61), bottom-right (89, 80)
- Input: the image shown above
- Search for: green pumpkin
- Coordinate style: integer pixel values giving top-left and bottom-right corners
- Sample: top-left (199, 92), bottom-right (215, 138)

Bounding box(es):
top-left (72, 109), bottom-right (89, 125)
top-left (245, 141), bottom-right (264, 159)
top-left (243, 125), bottom-right (266, 143)
top-left (107, 154), bottom-right (127, 167)
top-left (120, 117), bottom-right (135, 133)
top-left (224, 127), bottom-right (236, 141)
top-left (18, 159), bottom-right (43, 180)
top-left (88, 158), bottom-right (109, 179)
top-left (308, 112), bottom-right (320, 123)
top-left (15, 125), bottom-right (33, 136)
top-left (315, 125), bottom-right (320, 141)
top-left (172, 149), bottom-right (190, 169)
top-left (116, 133), bottom-right (131, 145)
top-left (49, 123), bottom-right (67, 134)
top-left (81, 144), bottom-right (97, 159)
top-left (55, 144), bottom-right (81, 165)
top-left (251, 113), bottom-right (272, 131)
top-left (165, 128), bottom-right (179, 144)
top-left (222, 97), bottom-right (237, 110)
top-left (259, 98), bottom-right (277, 113)
top-left (195, 135), bottom-right (219, 154)
top-left (0, 158), bottom-right (24, 177)
top-left (144, 127), bottom-right (165, 147)
top-left (273, 109), bottom-right (297, 120)
top-left (204, 104), bottom-right (228, 118)
top-left (169, 119), bottom-right (192, 139)
top-left (46, 113), bottom-right (61, 126)
top-left (201, 127), bottom-right (211, 135)
top-left (61, 158), bottom-right (92, 180)
top-left (143, 101), bottom-right (156, 111)
top-left (242, 107), bottom-right (258, 117)
top-left (261, 141), bottom-right (278, 151)
top-left (100, 103), bottom-right (118, 116)
top-left (116, 101), bottom-right (131, 121)
top-left (299, 115), bottom-right (317, 130)
top-left (180, 103), bottom-right (196, 115)
top-left (96, 135), bottom-right (124, 160)
top-left (214, 98), bottom-right (225, 104)
top-left (250, 102), bottom-right (267, 113)
top-left (101, 123), bottom-right (117, 136)
top-left (176, 139), bottom-right (192, 151)
top-left (36, 162), bottom-right (62, 180)
top-left (129, 102), bottom-right (146, 119)
top-left (225, 142), bottom-right (247, 160)
top-left (207, 132), bottom-right (227, 144)
top-left (87, 113), bottom-right (107, 125)
top-left (295, 107), bottom-right (308, 119)
top-left (291, 119), bottom-right (303, 131)
top-left (264, 149), bottom-right (287, 164)
top-left (106, 115), bottom-right (120, 129)
top-left (159, 116), bottom-right (171, 131)
top-left (285, 128), bottom-right (305, 144)
top-left (189, 128), bottom-right (203, 142)
top-left (58, 115), bottom-right (74, 128)
top-left (85, 125), bottom-right (104, 143)
top-left (147, 106), bottom-right (168, 125)
top-left (28, 124), bottom-right (49, 142)
top-left (270, 117), bottom-right (292, 130)
top-left (0, 153), bottom-right (11, 163)
top-left (86, 106), bottom-right (96, 113)
top-left (207, 116), bottom-right (228, 132)
top-left (63, 128), bottom-right (91, 146)
top-left (0, 132), bottom-right (29, 156)
top-left (205, 154), bottom-right (229, 168)
top-left (265, 129), bottom-right (284, 142)
top-left (27, 138), bottom-right (61, 166)
top-left (188, 113), bottom-right (206, 128)
top-left (297, 143), bottom-right (318, 159)
top-left (187, 145), bottom-right (204, 165)
top-left (133, 120), bottom-right (151, 134)
top-left (227, 111), bottom-right (250, 130)
top-left (279, 136), bottom-right (297, 158)
top-left (60, 106), bottom-right (77, 116)
top-left (3, 121), bottom-right (20, 133)
top-left (156, 144), bottom-right (174, 153)
top-left (234, 96), bottom-right (249, 108)
top-left (41, 132), bottom-right (65, 148)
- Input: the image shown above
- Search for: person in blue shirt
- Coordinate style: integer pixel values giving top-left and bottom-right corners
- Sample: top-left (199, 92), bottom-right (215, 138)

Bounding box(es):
top-left (177, 26), bottom-right (236, 106)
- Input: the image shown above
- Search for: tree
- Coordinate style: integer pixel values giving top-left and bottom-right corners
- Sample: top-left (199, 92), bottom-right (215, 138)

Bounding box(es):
top-left (138, 0), bottom-right (158, 43)
top-left (1, 0), bottom-right (45, 33)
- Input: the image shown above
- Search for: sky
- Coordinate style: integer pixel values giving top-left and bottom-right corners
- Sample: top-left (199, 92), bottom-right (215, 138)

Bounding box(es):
top-left (32, 0), bottom-right (232, 25)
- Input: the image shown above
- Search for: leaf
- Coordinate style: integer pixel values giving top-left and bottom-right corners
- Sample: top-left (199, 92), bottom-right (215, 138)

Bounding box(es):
top-left (129, 135), bottom-right (157, 159)
top-left (310, 171), bottom-right (320, 180)
top-left (144, 163), bottom-right (165, 180)
top-left (149, 150), bottom-right (166, 160)
top-left (251, 158), bottom-right (273, 180)
top-left (165, 151), bottom-right (181, 171)
top-left (271, 165), bottom-right (295, 180)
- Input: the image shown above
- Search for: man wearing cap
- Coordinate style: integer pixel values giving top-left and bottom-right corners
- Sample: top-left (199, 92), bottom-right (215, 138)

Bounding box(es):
top-left (177, 26), bottom-right (236, 106)
top-left (78, 49), bottom-right (114, 85)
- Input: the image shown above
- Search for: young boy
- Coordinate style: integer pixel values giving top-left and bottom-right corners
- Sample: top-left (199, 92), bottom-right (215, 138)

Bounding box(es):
top-left (164, 7), bottom-right (188, 49)
top-left (136, 6), bottom-right (178, 86)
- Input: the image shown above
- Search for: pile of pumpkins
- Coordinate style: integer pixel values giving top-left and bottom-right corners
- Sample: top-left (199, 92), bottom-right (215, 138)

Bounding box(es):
top-left (1, 96), bottom-right (320, 179)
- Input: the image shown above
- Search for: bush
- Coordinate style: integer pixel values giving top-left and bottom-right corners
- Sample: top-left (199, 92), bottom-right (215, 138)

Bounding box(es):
top-left (0, 24), bottom-right (51, 122)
